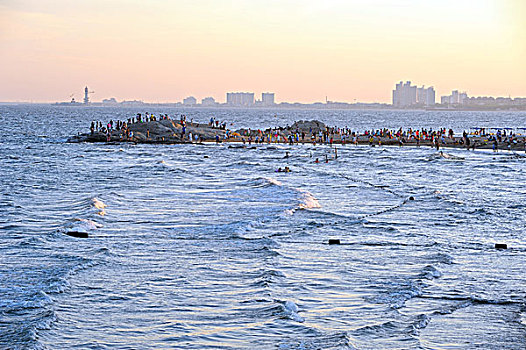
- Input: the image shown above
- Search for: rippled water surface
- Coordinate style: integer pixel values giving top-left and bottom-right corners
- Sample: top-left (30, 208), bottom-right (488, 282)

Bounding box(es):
top-left (1, 106), bottom-right (525, 349)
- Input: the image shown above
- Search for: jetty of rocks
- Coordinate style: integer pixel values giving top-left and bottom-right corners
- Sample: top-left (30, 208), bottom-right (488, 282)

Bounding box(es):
top-left (69, 118), bottom-right (526, 151)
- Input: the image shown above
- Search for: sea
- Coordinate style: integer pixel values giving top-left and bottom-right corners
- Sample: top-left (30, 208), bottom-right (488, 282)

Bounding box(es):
top-left (1, 105), bottom-right (525, 350)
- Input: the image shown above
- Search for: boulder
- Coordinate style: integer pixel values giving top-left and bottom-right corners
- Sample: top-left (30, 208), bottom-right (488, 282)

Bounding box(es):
top-left (290, 120), bottom-right (326, 133)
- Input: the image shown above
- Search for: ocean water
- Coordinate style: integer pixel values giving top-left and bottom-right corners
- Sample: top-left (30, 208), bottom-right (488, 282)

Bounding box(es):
top-left (1, 105), bottom-right (525, 350)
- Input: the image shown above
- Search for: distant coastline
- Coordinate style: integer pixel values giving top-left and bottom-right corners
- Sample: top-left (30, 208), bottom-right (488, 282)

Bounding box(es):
top-left (1, 101), bottom-right (525, 112)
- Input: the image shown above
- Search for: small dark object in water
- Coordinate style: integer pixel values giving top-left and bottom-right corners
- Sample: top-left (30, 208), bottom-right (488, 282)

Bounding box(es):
top-left (495, 243), bottom-right (507, 249)
top-left (203, 155), bottom-right (209, 158)
top-left (409, 196), bottom-right (415, 201)
top-left (328, 239), bottom-right (340, 245)
top-left (65, 231), bottom-right (89, 238)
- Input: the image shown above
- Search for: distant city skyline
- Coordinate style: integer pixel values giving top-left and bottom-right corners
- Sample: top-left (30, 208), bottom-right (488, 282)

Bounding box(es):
top-left (45, 82), bottom-right (522, 112)
top-left (1, 1), bottom-right (525, 103)
top-left (63, 84), bottom-right (525, 108)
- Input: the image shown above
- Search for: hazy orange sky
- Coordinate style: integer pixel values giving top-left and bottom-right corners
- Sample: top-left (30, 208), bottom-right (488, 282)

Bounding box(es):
top-left (1, 0), bottom-right (525, 103)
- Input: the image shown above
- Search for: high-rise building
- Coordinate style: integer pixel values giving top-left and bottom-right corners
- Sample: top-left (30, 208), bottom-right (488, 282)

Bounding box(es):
top-left (393, 81), bottom-right (417, 107)
top-left (451, 90), bottom-right (459, 104)
top-left (226, 92), bottom-right (255, 107)
top-left (426, 87), bottom-right (436, 106)
top-left (393, 82), bottom-right (434, 107)
top-left (261, 92), bottom-right (275, 106)
top-left (417, 86), bottom-right (435, 106)
top-left (441, 90), bottom-right (468, 105)
top-left (416, 87), bottom-right (426, 106)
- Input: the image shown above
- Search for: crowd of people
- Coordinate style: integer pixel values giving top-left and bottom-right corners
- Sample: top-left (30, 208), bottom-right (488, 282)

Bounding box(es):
top-left (90, 112), bottom-right (176, 141)
top-left (87, 114), bottom-right (525, 151)
top-left (89, 113), bottom-right (232, 143)
top-left (231, 125), bottom-right (462, 149)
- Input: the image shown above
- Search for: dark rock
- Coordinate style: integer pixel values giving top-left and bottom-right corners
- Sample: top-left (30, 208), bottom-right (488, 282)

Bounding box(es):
top-left (65, 231), bottom-right (89, 238)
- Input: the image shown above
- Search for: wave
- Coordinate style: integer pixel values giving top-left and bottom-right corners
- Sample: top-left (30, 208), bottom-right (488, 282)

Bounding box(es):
top-left (0, 251), bottom-right (94, 349)
top-left (249, 177), bottom-right (322, 216)
top-left (91, 197), bottom-right (106, 216)
top-left (284, 302), bottom-right (304, 323)
top-left (250, 269), bottom-right (286, 288)
top-left (297, 191), bottom-right (321, 210)
top-left (277, 332), bottom-right (356, 350)
top-left (419, 265), bottom-right (443, 279)
top-left (370, 263), bottom-right (443, 311)
top-left (427, 252), bottom-right (454, 265)
top-left (240, 300), bottom-right (299, 322)
top-left (352, 313), bottom-right (432, 340)
top-left (351, 319), bottom-right (407, 338)
top-left (63, 218), bottom-right (102, 237)
top-left (411, 313), bottom-right (431, 335)
top-left (420, 294), bottom-right (524, 307)
top-left (385, 281), bottom-right (423, 309)
top-left (427, 152), bottom-right (465, 161)
top-left (175, 219), bottom-right (274, 242)
top-left (241, 299), bottom-right (306, 325)
top-left (252, 176), bottom-right (283, 187)
top-left (285, 189), bottom-right (322, 216)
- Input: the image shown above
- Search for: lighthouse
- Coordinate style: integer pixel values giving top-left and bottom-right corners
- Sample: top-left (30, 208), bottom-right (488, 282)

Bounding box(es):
top-left (84, 86), bottom-right (89, 104)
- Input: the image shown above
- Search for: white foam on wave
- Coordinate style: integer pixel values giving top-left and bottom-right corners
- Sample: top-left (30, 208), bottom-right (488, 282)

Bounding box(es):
top-left (297, 191), bottom-right (321, 210)
top-left (284, 189), bottom-right (321, 215)
top-left (284, 300), bottom-right (298, 313)
top-left (262, 176), bottom-right (282, 187)
top-left (91, 198), bottom-right (106, 209)
top-left (421, 265), bottom-right (442, 279)
top-left (283, 301), bottom-right (304, 323)
top-left (284, 209), bottom-right (295, 216)
top-left (65, 218), bottom-right (102, 233)
top-left (234, 220), bottom-right (255, 234)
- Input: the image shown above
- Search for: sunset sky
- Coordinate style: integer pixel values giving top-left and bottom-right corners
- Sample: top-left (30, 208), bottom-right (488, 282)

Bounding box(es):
top-left (0, 0), bottom-right (525, 103)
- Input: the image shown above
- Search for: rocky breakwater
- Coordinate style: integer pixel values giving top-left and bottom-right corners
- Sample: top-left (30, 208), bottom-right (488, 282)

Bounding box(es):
top-left (69, 119), bottom-right (226, 144)
top-left (69, 118), bottom-right (526, 152)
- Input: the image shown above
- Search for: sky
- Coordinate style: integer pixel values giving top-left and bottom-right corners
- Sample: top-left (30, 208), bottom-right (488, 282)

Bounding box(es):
top-left (0, 0), bottom-right (525, 103)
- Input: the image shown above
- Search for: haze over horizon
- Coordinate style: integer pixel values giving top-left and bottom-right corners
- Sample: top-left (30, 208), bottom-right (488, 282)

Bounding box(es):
top-left (1, 0), bottom-right (525, 103)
